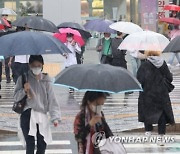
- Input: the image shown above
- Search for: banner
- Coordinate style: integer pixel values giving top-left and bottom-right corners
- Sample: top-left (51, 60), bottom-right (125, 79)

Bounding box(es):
top-left (158, 0), bottom-right (169, 18)
top-left (140, 0), bottom-right (158, 31)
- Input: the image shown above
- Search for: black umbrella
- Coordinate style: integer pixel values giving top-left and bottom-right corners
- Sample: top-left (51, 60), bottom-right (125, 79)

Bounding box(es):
top-left (0, 29), bottom-right (17, 37)
top-left (163, 36), bottom-right (180, 53)
top-left (57, 22), bottom-right (92, 41)
top-left (0, 31), bottom-right (71, 57)
top-left (12, 16), bottom-right (58, 33)
top-left (55, 64), bottom-right (142, 93)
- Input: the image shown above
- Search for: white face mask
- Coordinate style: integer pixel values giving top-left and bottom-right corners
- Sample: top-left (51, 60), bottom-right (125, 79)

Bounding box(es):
top-left (31, 67), bottom-right (42, 75)
top-left (104, 37), bottom-right (110, 40)
top-left (91, 105), bottom-right (103, 115)
top-left (67, 37), bottom-right (73, 42)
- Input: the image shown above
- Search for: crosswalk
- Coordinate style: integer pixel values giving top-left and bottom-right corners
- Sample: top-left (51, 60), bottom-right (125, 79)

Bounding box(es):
top-left (0, 72), bottom-right (180, 154)
top-left (0, 135), bottom-right (180, 154)
top-left (0, 73), bottom-right (180, 110)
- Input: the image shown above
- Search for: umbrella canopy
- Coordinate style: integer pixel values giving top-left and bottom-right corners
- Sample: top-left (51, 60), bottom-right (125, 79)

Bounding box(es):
top-left (54, 28), bottom-right (85, 47)
top-left (0, 24), bottom-right (4, 30)
top-left (0, 18), bottom-right (11, 27)
top-left (0, 31), bottom-right (71, 56)
top-left (159, 17), bottom-right (180, 25)
top-left (84, 19), bottom-right (115, 33)
top-left (163, 4), bottom-right (180, 11)
top-left (169, 29), bottom-right (180, 40)
top-left (0, 8), bottom-right (17, 15)
top-left (12, 16), bottom-right (58, 33)
top-left (163, 36), bottom-right (180, 53)
top-left (0, 29), bottom-right (16, 37)
top-left (109, 22), bottom-right (143, 34)
top-left (54, 64), bottom-right (142, 93)
top-left (118, 31), bottom-right (169, 51)
top-left (57, 22), bottom-right (92, 41)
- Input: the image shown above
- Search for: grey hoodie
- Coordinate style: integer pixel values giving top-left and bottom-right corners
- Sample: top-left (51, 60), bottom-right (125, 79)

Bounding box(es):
top-left (147, 56), bottom-right (164, 68)
top-left (14, 71), bottom-right (61, 122)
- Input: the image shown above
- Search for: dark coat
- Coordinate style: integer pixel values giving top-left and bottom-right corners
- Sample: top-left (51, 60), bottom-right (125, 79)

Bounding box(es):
top-left (111, 37), bottom-right (127, 69)
top-left (137, 60), bottom-right (175, 125)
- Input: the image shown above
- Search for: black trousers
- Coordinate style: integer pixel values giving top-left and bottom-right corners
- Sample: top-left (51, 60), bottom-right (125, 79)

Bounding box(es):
top-left (5, 58), bottom-right (11, 81)
top-left (12, 62), bottom-right (29, 83)
top-left (144, 112), bottom-right (167, 135)
top-left (101, 55), bottom-right (113, 64)
top-left (21, 109), bottom-right (47, 154)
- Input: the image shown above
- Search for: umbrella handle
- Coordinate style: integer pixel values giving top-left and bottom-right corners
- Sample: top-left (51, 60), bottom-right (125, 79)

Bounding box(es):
top-left (100, 33), bottom-right (103, 46)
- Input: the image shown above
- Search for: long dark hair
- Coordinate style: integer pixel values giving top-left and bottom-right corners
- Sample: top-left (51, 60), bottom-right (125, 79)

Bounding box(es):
top-left (81, 91), bottom-right (109, 109)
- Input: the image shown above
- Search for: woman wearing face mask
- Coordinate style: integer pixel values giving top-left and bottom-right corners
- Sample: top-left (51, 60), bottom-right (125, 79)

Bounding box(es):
top-left (137, 51), bottom-right (175, 146)
top-left (14, 55), bottom-right (61, 154)
top-left (96, 33), bottom-right (112, 64)
top-left (74, 91), bottom-right (113, 154)
top-left (63, 33), bottom-right (81, 93)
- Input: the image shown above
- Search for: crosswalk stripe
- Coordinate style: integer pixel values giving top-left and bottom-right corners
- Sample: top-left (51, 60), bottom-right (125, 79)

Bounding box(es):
top-left (0, 140), bottom-right (72, 154)
top-left (124, 143), bottom-right (180, 148)
top-left (0, 149), bottom-right (72, 154)
top-left (127, 151), bottom-right (179, 154)
top-left (0, 140), bottom-right (71, 146)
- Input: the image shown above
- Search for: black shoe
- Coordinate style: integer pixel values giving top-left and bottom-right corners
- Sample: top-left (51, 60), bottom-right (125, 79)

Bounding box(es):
top-left (69, 89), bottom-right (74, 94)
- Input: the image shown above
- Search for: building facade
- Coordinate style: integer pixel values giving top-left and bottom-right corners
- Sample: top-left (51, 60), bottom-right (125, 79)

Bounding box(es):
top-left (2, 0), bottom-right (177, 32)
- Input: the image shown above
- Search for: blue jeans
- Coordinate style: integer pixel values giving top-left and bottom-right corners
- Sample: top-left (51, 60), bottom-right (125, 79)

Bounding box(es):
top-left (130, 56), bottom-right (141, 77)
top-left (168, 53), bottom-right (180, 65)
top-left (21, 109), bottom-right (47, 154)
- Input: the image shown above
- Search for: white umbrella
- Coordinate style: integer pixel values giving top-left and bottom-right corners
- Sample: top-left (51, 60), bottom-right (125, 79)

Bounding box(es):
top-left (118, 31), bottom-right (170, 51)
top-left (109, 21), bottom-right (143, 34)
top-left (0, 8), bottom-right (17, 15)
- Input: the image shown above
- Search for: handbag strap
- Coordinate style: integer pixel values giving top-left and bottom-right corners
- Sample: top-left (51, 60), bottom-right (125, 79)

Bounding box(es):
top-left (107, 39), bottom-right (112, 55)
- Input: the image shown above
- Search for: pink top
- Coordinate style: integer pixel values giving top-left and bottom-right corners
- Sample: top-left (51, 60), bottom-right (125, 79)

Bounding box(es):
top-left (169, 29), bottom-right (180, 40)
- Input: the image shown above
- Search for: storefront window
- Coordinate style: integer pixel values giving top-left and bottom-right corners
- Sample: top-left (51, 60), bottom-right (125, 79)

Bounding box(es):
top-left (81, 0), bottom-right (104, 18)
top-left (2, 0), bottom-right (42, 16)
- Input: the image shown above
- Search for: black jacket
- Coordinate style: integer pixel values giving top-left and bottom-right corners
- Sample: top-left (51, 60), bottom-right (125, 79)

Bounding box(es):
top-left (137, 60), bottom-right (175, 125)
top-left (111, 37), bottom-right (127, 68)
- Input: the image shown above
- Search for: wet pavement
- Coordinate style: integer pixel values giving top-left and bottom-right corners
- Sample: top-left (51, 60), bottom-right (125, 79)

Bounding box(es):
top-left (0, 50), bottom-right (180, 153)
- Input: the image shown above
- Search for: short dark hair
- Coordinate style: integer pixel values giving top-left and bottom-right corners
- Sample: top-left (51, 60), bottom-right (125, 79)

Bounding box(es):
top-left (2, 14), bottom-right (8, 17)
top-left (81, 91), bottom-right (109, 109)
top-left (117, 31), bottom-right (122, 36)
top-left (67, 33), bottom-right (74, 37)
top-left (29, 55), bottom-right (44, 65)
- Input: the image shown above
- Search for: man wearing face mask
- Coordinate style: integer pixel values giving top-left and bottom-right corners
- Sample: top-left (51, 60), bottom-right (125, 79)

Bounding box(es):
top-left (63, 33), bottom-right (81, 93)
top-left (96, 33), bottom-right (113, 64)
top-left (14, 55), bottom-right (61, 154)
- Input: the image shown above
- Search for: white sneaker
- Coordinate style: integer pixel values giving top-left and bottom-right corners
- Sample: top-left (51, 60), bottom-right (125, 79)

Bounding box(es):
top-left (167, 63), bottom-right (171, 67)
top-left (157, 135), bottom-right (165, 146)
top-left (145, 131), bottom-right (152, 137)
